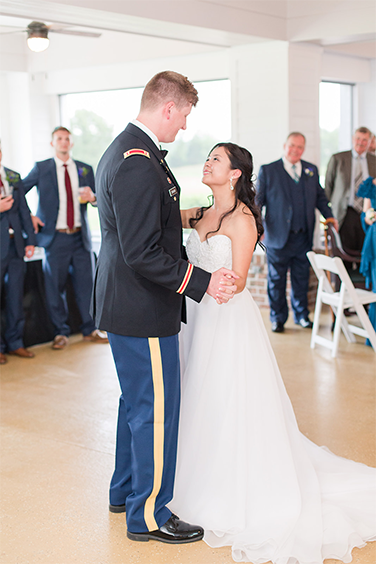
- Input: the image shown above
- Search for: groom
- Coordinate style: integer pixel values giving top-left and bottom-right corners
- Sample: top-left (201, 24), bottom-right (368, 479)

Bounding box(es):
top-left (92, 71), bottom-right (237, 543)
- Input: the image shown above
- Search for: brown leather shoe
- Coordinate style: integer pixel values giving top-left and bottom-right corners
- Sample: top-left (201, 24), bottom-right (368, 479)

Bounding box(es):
top-left (9, 347), bottom-right (35, 358)
top-left (0, 353), bottom-right (7, 365)
top-left (52, 335), bottom-right (69, 350)
top-left (83, 330), bottom-right (109, 344)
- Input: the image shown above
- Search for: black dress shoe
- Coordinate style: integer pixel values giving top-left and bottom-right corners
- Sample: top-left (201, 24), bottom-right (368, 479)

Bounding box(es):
top-left (109, 503), bottom-right (125, 513)
top-left (271, 321), bottom-right (284, 333)
top-left (296, 318), bottom-right (313, 329)
top-left (127, 513), bottom-right (204, 544)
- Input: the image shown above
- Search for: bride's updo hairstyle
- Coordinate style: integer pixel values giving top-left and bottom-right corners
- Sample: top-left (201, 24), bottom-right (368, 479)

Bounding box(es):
top-left (190, 142), bottom-right (264, 246)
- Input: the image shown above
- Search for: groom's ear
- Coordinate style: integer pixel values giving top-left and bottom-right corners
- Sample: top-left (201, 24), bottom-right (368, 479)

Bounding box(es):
top-left (163, 101), bottom-right (175, 120)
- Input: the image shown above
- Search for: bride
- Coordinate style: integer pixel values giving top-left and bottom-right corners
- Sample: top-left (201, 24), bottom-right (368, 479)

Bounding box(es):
top-left (169, 143), bottom-right (376, 564)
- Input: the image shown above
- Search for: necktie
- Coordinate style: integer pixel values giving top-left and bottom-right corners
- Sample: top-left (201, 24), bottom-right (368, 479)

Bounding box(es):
top-left (63, 164), bottom-right (74, 229)
top-left (292, 164), bottom-right (300, 184)
top-left (0, 176), bottom-right (5, 197)
top-left (160, 149), bottom-right (168, 159)
top-left (353, 157), bottom-right (364, 214)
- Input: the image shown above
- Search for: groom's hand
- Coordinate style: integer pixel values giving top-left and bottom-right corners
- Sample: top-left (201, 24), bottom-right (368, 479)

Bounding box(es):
top-left (207, 268), bottom-right (239, 304)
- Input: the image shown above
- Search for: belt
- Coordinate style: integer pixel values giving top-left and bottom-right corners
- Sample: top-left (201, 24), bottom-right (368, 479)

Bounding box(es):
top-left (56, 227), bottom-right (81, 234)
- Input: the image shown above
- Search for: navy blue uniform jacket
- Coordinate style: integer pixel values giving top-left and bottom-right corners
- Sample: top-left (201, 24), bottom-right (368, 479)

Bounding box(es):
top-left (92, 123), bottom-right (211, 338)
top-left (256, 158), bottom-right (333, 249)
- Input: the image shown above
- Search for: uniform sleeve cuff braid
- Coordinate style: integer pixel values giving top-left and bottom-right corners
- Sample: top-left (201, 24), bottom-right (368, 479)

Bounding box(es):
top-left (177, 263), bottom-right (194, 294)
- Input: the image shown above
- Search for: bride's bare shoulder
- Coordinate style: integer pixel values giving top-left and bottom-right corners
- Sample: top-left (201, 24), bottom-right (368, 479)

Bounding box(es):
top-left (234, 204), bottom-right (256, 226)
top-left (227, 204), bottom-right (257, 239)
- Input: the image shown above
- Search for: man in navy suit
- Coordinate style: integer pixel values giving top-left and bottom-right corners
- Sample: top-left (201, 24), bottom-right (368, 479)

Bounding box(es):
top-left (22, 127), bottom-right (108, 349)
top-left (257, 132), bottom-right (337, 333)
top-left (0, 144), bottom-right (36, 364)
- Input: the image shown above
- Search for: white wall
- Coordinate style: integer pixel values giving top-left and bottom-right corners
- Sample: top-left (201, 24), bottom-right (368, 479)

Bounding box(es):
top-left (357, 59), bottom-right (376, 134)
top-left (0, 40), bottom-right (375, 176)
top-left (0, 72), bottom-right (33, 175)
top-left (230, 41), bottom-right (290, 173)
top-left (288, 43), bottom-right (322, 166)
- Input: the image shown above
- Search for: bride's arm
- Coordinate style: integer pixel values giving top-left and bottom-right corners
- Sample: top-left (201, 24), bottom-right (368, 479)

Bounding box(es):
top-left (227, 209), bottom-right (258, 293)
top-left (181, 207), bottom-right (199, 229)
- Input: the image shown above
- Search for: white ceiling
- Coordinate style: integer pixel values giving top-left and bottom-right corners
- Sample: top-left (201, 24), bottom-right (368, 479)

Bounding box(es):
top-left (0, 0), bottom-right (375, 72)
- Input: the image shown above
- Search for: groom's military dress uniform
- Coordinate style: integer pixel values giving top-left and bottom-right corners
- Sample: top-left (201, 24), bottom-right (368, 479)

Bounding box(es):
top-left (92, 123), bottom-right (210, 533)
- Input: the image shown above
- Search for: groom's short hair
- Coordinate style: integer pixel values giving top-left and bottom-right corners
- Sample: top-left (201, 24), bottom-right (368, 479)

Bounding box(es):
top-left (140, 71), bottom-right (199, 111)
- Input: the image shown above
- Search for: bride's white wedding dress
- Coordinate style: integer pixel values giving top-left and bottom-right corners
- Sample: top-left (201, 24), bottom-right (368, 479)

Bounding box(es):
top-left (169, 229), bottom-right (376, 564)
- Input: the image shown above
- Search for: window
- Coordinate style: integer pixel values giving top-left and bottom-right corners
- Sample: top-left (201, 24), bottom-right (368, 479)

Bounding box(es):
top-left (60, 80), bottom-right (231, 237)
top-left (319, 81), bottom-right (353, 181)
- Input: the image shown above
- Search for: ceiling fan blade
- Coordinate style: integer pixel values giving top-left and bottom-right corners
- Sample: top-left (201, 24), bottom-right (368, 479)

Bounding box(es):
top-left (0, 29), bottom-right (27, 35)
top-left (49, 28), bottom-right (101, 38)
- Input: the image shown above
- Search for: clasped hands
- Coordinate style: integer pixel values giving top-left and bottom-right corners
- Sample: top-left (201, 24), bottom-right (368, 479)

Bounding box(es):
top-left (207, 268), bottom-right (239, 305)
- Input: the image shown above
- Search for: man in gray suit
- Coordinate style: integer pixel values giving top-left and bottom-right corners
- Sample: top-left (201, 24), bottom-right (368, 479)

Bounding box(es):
top-left (325, 126), bottom-right (376, 261)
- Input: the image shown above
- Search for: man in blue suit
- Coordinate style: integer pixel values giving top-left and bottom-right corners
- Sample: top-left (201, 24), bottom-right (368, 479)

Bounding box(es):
top-left (0, 144), bottom-right (36, 364)
top-left (23, 127), bottom-right (108, 349)
top-left (256, 132), bottom-right (338, 333)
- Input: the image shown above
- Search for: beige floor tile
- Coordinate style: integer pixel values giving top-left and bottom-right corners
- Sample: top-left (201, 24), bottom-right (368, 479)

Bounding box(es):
top-left (0, 308), bottom-right (375, 564)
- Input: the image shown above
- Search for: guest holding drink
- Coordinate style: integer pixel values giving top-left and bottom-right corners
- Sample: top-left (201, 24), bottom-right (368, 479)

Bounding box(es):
top-left (22, 127), bottom-right (108, 350)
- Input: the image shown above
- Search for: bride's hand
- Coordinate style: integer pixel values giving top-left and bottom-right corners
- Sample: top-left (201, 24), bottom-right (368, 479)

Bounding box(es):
top-left (207, 268), bottom-right (239, 304)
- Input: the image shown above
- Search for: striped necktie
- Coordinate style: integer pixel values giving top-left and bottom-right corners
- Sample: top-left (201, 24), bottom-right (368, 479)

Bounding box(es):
top-left (353, 157), bottom-right (364, 214)
top-left (292, 164), bottom-right (300, 184)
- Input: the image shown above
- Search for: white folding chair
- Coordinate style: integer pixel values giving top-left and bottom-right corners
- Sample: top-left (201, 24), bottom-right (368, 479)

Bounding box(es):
top-left (307, 251), bottom-right (376, 357)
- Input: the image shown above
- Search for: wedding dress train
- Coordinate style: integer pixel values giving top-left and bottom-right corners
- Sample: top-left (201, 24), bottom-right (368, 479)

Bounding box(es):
top-left (169, 229), bottom-right (376, 564)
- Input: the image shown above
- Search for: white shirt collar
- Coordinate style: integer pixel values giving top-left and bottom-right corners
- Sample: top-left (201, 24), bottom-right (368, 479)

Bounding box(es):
top-left (282, 156), bottom-right (301, 171)
top-left (132, 119), bottom-right (160, 149)
top-left (54, 155), bottom-right (74, 167)
top-left (352, 149), bottom-right (367, 160)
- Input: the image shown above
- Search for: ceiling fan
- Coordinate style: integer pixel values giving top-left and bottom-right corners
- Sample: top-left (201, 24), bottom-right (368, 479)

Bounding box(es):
top-left (3, 21), bottom-right (102, 52)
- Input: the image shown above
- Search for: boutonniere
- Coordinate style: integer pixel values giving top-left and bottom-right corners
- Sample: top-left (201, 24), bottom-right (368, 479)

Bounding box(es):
top-left (304, 167), bottom-right (314, 177)
top-left (5, 170), bottom-right (20, 186)
top-left (78, 166), bottom-right (89, 178)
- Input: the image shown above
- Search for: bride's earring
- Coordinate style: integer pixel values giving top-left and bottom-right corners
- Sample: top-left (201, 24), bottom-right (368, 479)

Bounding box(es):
top-left (230, 178), bottom-right (234, 191)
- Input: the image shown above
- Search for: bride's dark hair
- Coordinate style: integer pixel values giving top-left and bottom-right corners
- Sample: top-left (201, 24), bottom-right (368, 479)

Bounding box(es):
top-left (189, 142), bottom-right (264, 245)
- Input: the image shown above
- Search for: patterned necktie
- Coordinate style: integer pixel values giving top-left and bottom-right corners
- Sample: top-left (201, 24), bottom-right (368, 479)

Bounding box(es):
top-left (63, 164), bottom-right (74, 229)
top-left (0, 175), bottom-right (5, 196)
top-left (292, 164), bottom-right (300, 184)
top-left (353, 157), bottom-right (364, 214)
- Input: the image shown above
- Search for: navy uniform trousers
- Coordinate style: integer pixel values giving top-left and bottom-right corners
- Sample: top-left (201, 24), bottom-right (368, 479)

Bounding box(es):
top-left (0, 239), bottom-right (26, 352)
top-left (43, 231), bottom-right (96, 337)
top-left (108, 332), bottom-right (180, 533)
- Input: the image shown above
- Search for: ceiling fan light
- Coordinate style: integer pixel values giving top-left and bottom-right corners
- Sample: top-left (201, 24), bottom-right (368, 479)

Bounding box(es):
top-left (27, 36), bottom-right (49, 52)
top-left (26, 21), bottom-right (49, 52)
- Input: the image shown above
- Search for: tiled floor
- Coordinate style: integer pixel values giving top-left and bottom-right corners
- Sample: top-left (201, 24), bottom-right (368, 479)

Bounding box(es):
top-left (1, 308), bottom-right (375, 564)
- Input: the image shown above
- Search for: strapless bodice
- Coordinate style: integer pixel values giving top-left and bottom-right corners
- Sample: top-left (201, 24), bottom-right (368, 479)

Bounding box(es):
top-left (186, 230), bottom-right (232, 273)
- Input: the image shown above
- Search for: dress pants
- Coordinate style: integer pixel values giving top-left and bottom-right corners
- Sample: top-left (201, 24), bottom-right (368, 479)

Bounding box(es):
top-left (108, 332), bottom-right (180, 533)
top-left (43, 231), bottom-right (95, 337)
top-left (267, 231), bottom-right (311, 325)
top-left (0, 239), bottom-right (26, 352)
